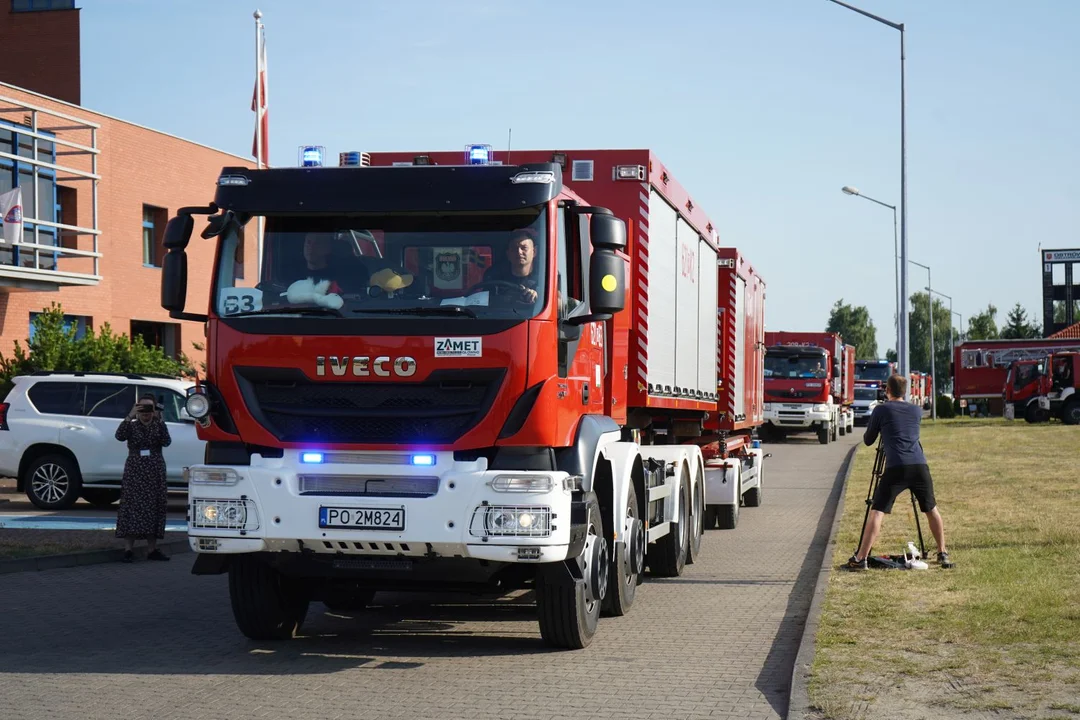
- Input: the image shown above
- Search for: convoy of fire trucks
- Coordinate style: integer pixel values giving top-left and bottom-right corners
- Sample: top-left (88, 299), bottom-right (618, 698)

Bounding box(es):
top-left (159, 146), bottom-right (769, 649)
top-left (1002, 351), bottom-right (1079, 424)
top-left (761, 331), bottom-right (855, 444)
top-left (953, 337), bottom-right (1080, 416)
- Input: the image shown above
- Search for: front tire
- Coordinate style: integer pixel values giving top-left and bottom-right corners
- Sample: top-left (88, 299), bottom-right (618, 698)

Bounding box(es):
top-left (818, 424), bottom-right (830, 445)
top-left (536, 500), bottom-right (605, 649)
top-left (24, 454), bottom-right (82, 510)
top-left (228, 556), bottom-right (310, 641)
top-left (602, 482), bottom-right (641, 617)
top-left (1062, 398), bottom-right (1080, 426)
top-left (647, 470), bottom-right (689, 577)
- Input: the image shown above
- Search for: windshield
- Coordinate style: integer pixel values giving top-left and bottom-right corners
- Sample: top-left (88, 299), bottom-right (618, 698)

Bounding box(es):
top-left (212, 209), bottom-right (548, 320)
top-left (855, 388), bottom-right (879, 401)
top-left (764, 353), bottom-right (828, 379)
top-left (855, 364), bottom-right (891, 382)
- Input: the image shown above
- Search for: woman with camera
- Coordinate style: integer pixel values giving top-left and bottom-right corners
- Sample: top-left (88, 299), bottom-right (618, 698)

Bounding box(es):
top-left (114, 393), bottom-right (173, 563)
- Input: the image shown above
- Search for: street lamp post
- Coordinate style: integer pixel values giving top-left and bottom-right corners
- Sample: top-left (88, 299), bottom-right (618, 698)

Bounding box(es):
top-left (911, 260), bottom-right (935, 420)
top-left (826, 0), bottom-right (909, 392)
top-left (928, 287), bottom-right (954, 393)
top-left (841, 186), bottom-right (899, 364)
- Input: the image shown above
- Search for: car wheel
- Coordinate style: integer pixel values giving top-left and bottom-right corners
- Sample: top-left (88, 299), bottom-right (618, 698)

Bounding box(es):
top-left (25, 454), bottom-right (82, 510)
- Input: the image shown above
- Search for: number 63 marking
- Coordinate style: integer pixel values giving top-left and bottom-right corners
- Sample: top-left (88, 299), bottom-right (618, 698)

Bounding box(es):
top-left (224, 294), bottom-right (256, 314)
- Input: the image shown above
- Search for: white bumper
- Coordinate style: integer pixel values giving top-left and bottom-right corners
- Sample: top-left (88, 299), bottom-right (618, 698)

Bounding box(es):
top-left (763, 403), bottom-right (830, 428)
top-left (185, 451), bottom-right (575, 564)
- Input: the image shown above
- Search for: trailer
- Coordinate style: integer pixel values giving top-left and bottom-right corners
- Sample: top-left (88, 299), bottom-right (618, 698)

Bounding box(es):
top-left (953, 337), bottom-right (1080, 415)
top-left (159, 145), bottom-right (766, 650)
top-left (762, 331), bottom-right (854, 444)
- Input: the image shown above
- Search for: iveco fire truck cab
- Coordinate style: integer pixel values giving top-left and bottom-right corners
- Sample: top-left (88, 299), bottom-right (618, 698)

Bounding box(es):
top-left (160, 154), bottom-right (711, 650)
top-left (1004, 352), bottom-right (1080, 424)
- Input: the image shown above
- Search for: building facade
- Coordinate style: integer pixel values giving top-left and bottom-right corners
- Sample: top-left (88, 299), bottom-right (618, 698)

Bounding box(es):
top-left (0, 1), bottom-right (255, 366)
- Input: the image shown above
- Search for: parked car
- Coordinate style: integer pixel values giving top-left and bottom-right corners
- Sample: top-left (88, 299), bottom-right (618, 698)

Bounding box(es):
top-left (852, 385), bottom-right (881, 426)
top-left (0, 371), bottom-right (204, 509)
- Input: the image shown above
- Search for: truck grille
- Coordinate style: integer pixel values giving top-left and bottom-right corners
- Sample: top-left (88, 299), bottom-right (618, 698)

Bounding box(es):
top-left (767, 389), bottom-right (816, 400)
top-left (234, 367), bottom-right (505, 444)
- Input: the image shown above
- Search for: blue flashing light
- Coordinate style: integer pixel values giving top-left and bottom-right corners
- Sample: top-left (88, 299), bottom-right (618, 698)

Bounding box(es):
top-left (300, 145), bottom-right (325, 167)
top-left (465, 143), bottom-right (492, 165)
top-left (411, 454), bottom-right (436, 466)
top-left (752, 440), bottom-right (762, 449)
top-left (301, 452), bottom-right (324, 464)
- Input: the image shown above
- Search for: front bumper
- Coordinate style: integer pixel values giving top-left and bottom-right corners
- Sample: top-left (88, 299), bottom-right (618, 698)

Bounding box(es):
top-left (185, 451), bottom-right (576, 564)
top-left (763, 403), bottom-right (830, 428)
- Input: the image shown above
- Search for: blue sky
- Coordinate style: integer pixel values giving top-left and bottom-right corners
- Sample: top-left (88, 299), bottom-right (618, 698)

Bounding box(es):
top-left (80, 0), bottom-right (1079, 353)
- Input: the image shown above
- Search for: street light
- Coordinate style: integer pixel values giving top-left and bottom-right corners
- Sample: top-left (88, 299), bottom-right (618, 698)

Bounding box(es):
top-left (910, 260), bottom-right (935, 420)
top-left (841, 185), bottom-right (899, 366)
top-left (827, 0), bottom-right (909, 393)
top-left (928, 287), bottom-right (954, 393)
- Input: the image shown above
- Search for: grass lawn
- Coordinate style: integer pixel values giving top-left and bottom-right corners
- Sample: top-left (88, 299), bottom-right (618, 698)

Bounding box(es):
top-left (808, 418), bottom-right (1080, 719)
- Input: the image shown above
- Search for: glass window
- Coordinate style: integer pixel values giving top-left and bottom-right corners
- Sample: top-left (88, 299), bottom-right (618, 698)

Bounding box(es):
top-left (84, 383), bottom-right (136, 419)
top-left (28, 312), bottom-right (89, 340)
top-left (140, 386), bottom-right (185, 423)
top-left (142, 207), bottom-right (155, 266)
top-left (26, 382), bottom-right (84, 415)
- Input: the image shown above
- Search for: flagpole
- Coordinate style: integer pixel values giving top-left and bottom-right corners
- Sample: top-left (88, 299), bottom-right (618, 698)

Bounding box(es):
top-left (254, 9), bottom-right (265, 280)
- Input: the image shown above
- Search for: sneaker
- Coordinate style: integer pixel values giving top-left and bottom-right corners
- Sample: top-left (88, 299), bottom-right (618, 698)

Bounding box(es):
top-left (937, 551), bottom-right (954, 569)
top-left (147, 550), bottom-right (170, 562)
top-left (121, 550), bottom-right (134, 563)
top-left (843, 554), bottom-right (867, 571)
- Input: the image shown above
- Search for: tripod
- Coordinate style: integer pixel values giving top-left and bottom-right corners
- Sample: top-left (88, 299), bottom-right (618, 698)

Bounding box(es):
top-left (857, 441), bottom-right (926, 568)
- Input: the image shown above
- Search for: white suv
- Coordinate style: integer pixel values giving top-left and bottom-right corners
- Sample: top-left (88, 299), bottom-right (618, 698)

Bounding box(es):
top-left (0, 372), bottom-right (206, 509)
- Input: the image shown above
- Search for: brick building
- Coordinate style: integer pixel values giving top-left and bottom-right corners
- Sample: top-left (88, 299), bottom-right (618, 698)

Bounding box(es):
top-left (0, 0), bottom-right (255, 366)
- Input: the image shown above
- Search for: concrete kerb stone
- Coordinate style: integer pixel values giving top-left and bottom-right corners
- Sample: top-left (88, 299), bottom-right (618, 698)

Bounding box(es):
top-left (787, 442), bottom-right (859, 720)
top-left (0, 539), bottom-right (191, 575)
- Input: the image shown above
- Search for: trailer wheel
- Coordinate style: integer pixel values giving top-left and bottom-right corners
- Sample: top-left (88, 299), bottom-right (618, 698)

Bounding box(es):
top-left (717, 501), bottom-right (738, 530)
top-left (1062, 398), bottom-right (1080, 426)
top-left (817, 424), bottom-right (830, 445)
top-left (838, 422), bottom-right (846, 437)
top-left (228, 556), bottom-right (310, 641)
top-left (602, 482), bottom-right (641, 617)
top-left (647, 472), bottom-right (689, 577)
top-left (686, 466), bottom-right (705, 565)
top-left (744, 463), bottom-right (763, 508)
top-left (536, 501), bottom-right (605, 649)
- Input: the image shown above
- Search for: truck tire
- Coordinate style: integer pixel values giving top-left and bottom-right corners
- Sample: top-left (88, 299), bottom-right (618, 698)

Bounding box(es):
top-left (744, 463), bottom-right (763, 508)
top-left (647, 472), bottom-right (689, 577)
top-left (24, 453), bottom-right (82, 510)
top-left (818, 425), bottom-right (830, 445)
top-left (81, 489), bottom-right (122, 507)
top-left (602, 482), bottom-right (641, 617)
top-left (1062, 398), bottom-right (1080, 426)
top-left (686, 466), bottom-right (704, 565)
top-left (704, 505), bottom-right (719, 530)
top-left (717, 502), bottom-right (738, 530)
top-left (831, 419), bottom-right (839, 442)
top-left (838, 419), bottom-right (846, 437)
top-left (228, 556), bottom-right (310, 641)
top-left (536, 501), bottom-right (605, 649)
top-left (1024, 403), bottom-right (1049, 424)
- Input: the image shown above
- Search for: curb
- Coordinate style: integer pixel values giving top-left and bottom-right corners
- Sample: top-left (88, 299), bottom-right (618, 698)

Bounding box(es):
top-left (0, 539), bottom-right (190, 575)
top-left (787, 442), bottom-right (859, 720)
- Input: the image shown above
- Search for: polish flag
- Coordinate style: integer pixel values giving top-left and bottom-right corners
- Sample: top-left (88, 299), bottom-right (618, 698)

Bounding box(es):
top-left (251, 24), bottom-right (268, 166)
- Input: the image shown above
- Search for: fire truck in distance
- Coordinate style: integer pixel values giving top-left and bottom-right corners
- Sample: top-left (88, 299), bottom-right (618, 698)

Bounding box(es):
top-left (159, 145), bottom-right (766, 649)
top-left (762, 331), bottom-right (855, 444)
top-left (953, 338), bottom-right (1080, 416)
top-left (1003, 351), bottom-right (1079, 424)
top-left (909, 371), bottom-right (932, 410)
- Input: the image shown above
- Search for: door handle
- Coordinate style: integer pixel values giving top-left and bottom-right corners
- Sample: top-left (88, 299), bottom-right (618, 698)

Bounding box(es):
top-left (64, 425), bottom-right (85, 431)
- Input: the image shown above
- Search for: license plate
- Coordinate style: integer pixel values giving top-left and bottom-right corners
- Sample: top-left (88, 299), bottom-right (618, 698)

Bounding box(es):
top-left (318, 506), bottom-right (405, 531)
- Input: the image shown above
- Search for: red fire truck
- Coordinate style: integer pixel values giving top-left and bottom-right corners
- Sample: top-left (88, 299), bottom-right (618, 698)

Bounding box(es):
top-left (762, 331), bottom-right (855, 444)
top-left (1003, 351), bottom-right (1080, 424)
top-left (953, 338), bottom-right (1080, 415)
top-left (159, 146), bottom-right (766, 649)
top-left (909, 371), bottom-right (932, 410)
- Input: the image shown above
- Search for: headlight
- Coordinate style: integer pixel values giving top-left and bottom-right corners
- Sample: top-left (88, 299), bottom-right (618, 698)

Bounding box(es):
top-left (813, 404), bottom-right (830, 413)
top-left (188, 467), bottom-right (240, 485)
top-left (191, 498), bottom-right (259, 530)
top-left (470, 505), bottom-right (552, 537)
top-left (490, 475), bottom-right (553, 493)
top-left (185, 391), bottom-right (211, 419)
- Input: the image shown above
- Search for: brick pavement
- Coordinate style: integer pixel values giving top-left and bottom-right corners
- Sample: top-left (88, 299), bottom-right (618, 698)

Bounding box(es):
top-left (0, 436), bottom-right (855, 720)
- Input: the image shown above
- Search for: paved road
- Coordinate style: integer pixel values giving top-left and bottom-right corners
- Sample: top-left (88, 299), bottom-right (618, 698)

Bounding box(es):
top-left (0, 436), bottom-right (856, 720)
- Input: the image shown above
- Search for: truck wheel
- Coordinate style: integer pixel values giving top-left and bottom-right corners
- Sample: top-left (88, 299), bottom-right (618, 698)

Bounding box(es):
top-left (536, 501), bottom-right (605, 649)
top-left (323, 588), bottom-right (376, 613)
top-left (686, 466), bottom-right (704, 565)
top-left (81, 489), bottom-right (122, 507)
top-left (831, 420), bottom-right (839, 442)
top-left (744, 464), bottom-right (763, 509)
top-left (602, 482), bottom-right (641, 617)
top-left (704, 505), bottom-right (719, 530)
top-left (647, 472), bottom-right (689, 577)
top-left (1024, 403), bottom-right (1050, 424)
top-left (228, 556), bottom-right (310, 641)
top-left (1062, 399), bottom-right (1080, 426)
top-left (817, 425), bottom-right (830, 445)
top-left (717, 502), bottom-right (738, 530)
top-left (24, 454), bottom-right (82, 510)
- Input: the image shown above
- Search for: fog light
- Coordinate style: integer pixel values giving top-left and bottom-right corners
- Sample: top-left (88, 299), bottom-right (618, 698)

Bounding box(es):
top-left (188, 468), bottom-right (240, 485)
top-left (192, 498), bottom-right (259, 531)
top-left (185, 391), bottom-right (210, 420)
top-left (491, 475), bottom-right (553, 493)
top-left (470, 505), bottom-right (552, 537)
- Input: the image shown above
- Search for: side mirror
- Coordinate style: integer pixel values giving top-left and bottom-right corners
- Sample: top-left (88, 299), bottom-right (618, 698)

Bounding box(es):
top-left (833, 362), bottom-right (841, 377)
top-left (161, 248), bottom-right (189, 313)
top-left (590, 213), bottom-right (627, 252)
top-left (586, 246), bottom-right (626, 317)
top-left (163, 214), bottom-right (194, 251)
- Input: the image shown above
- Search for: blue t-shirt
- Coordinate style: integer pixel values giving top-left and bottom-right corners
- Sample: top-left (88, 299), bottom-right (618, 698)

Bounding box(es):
top-left (863, 400), bottom-right (927, 467)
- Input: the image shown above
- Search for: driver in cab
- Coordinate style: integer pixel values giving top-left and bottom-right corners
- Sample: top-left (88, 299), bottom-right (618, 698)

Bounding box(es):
top-left (483, 229), bottom-right (540, 304)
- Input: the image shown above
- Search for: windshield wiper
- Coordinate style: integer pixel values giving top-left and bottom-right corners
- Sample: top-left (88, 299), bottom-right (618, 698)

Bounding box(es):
top-left (352, 306), bottom-right (478, 318)
top-left (231, 305), bottom-right (344, 318)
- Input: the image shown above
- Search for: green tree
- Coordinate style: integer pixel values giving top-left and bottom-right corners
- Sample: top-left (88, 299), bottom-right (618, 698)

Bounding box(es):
top-left (1, 303), bottom-right (194, 395)
top-left (885, 348), bottom-right (897, 363)
top-left (908, 292), bottom-right (952, 380)
top-left (825, 299), bottom-right (879, 360)
top-left (1000, 303), bottom-right (1042, 339)
top-left (966, 303), bottom-right (999, 341)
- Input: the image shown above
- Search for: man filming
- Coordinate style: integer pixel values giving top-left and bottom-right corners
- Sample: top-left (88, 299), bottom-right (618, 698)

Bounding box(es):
top-left (846, 373), bottom-right (954, 570)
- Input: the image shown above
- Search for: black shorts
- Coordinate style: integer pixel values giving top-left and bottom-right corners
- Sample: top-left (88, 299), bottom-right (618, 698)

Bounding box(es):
top-left (872, 464), bottom-right (937, 513)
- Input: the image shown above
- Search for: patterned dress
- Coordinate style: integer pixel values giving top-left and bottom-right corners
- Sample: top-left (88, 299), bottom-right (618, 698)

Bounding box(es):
top-left (114, 418), bottom-right (172, 540)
